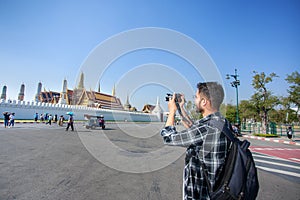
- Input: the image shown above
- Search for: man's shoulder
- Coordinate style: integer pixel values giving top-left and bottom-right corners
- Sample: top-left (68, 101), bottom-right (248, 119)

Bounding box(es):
top-left (196, 112), bottom-right (225, 125)
top-left (191, 120), bottom-right (220, 136)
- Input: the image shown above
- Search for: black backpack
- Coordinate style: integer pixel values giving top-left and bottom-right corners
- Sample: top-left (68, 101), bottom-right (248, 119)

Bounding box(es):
top-left (201, 120), bottom-right (259, 200)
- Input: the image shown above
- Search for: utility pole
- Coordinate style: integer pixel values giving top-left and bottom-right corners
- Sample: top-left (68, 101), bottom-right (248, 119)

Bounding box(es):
top-left (226, 69), bottom-right (240, 126)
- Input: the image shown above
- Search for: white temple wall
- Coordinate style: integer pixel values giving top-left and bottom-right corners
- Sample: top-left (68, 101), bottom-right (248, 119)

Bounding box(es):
top-left (0, 99), bottom-right (160, 122)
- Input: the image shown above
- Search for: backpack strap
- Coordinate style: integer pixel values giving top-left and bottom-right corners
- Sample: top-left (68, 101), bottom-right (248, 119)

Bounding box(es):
top-left (200, 118), bottom-right (237, 193)
top-left (211, 119), bottom-right (238, 143)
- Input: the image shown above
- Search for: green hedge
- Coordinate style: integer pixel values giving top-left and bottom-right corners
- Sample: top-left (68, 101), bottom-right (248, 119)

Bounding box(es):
top-left (253, 133), bottom-right (279, 137)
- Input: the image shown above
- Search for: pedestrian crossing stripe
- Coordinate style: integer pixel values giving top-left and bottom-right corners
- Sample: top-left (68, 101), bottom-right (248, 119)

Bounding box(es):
top-left (290, 158), bottom-right (300, 162)
top-left (256, 166), bottom-right (300, 178)
top-left (254, 159), bottom-right (300, 170)
top-left (253, 154), bottom-right (287, 161)
top-left (252, 153), bottom-right (300, 178)
top-left (250, 147), bottom-right (300, 151)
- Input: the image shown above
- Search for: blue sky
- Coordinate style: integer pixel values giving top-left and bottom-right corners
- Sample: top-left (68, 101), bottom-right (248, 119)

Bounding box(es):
top-left (0, 0), bottom-right (299, 111)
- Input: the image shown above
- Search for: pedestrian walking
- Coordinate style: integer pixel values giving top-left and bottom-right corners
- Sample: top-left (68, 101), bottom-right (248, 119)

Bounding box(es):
top-left (161, 82), bottom-right (231, 200)
top-left (66, 114), bottom-right (74, 131)
top-left (58, 115), bottom-right (64, 126)
top-left (34, 113), bottom-right (38, 122)
top-left (287, 126), bottom-right (293, 141)
top-left (3, 112), bottom-right (10, 128)
top-left (54, 114), bottom-right (58, 123)
top-left (44, 113), bottom-right (48, 121)
top-left (46, 114), bottom-right (52, 125)
top-left (9, 113), bottom-right (15, 128)
top-left (40, 114), bottom-right (44, 122)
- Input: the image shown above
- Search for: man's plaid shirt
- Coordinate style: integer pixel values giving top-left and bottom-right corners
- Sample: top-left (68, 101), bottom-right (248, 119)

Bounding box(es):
top-left (161, 112), bottom-right (230, 200)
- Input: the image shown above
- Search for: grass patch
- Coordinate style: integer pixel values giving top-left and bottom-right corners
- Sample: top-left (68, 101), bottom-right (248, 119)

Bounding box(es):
top-left (253, 133), bottom-right (279, 137)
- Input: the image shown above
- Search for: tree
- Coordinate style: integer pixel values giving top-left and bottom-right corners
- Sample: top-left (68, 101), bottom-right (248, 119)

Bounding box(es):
top-left (223, 104), bottom-right (237, 124)
top-left (250, 93), bottom-right (262, 122)
top-left (285, 71), bottom-right (300, 122)
top-left (251, 71), bottom-right (279, 133)
top-left (220, 103), bottom-right (226, 117)
top-left (278, 96), bottom-right (291, 123)
top-left (239, 100), bottom-right (256, 123)
top-left (268, 108), bottom-right (282, 123)
top-left (280, 96), bottom-right (291, 110)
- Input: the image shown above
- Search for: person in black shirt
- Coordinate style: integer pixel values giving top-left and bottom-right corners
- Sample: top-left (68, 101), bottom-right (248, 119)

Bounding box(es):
top-left (3, 112), bottom-right (10, 128)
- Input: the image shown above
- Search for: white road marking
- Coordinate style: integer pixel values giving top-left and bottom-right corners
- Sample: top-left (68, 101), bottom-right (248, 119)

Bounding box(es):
top-left (251, 147), bottom-right (300, 151)
top-left (254, 159), bottom-right (300, 170)
top-left (253, 154), bottom-right (288, 161)
top-left (257, 166), bottom-right (300, 178)
top-left (290, 158), bottom-right (300, 162)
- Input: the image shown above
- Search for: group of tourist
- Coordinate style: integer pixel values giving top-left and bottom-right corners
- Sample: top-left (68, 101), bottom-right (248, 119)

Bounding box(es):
top-left (3, 111), bottom-right (74, 131)
top-left (34, 113), bottom-right (65, 126)
top-left (2, 111), bottom-right (15, 128)
top-left (33, 112), bottom-right (74, 131)
top-left (35, 113), bottom-right (56, 124)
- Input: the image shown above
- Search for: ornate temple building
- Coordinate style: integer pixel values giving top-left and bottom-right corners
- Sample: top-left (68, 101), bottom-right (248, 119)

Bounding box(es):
top-left (142, 104), bottom-right (156, 113)
top-left (142, 97), bottom-right (163, 115)
top-left (123, 95), bottom-right (137, 112)
top-left (0, 72), bottom-right (164, 116)
top-left (36, 72), bottom-right (124, 110)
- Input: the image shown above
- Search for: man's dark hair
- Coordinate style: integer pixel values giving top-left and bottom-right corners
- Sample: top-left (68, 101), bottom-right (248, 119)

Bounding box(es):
top-left (197, 82), bottom-right (224, 109)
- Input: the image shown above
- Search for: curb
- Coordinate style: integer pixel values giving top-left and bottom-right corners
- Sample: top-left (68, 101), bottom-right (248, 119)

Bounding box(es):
top-left (0, 121), bottom-right (42, 124)
top-left (242, 135), bottom-right (300, 146)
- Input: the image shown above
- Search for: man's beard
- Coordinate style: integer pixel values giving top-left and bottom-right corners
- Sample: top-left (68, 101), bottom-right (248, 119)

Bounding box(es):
top-left (196, 104), bottom-right (204, 114)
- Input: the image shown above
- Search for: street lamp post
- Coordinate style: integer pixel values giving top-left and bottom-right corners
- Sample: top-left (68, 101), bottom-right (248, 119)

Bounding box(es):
top-left (226, 69), bottom-right (240, 126)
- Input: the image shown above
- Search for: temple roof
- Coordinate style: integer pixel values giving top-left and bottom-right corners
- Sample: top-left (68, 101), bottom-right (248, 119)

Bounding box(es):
top-left (76, 89), bottom-right (123, 110)
top-left (39, 91), bottom-right (61, 103)
top-left (142, 104), bottom-right (155, 113)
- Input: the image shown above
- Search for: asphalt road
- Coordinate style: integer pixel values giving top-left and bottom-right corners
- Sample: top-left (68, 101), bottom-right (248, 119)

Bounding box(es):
top-left (247, 138), bottom-right (300, 200)
top-left (0, 123), bottom-right (299, 200)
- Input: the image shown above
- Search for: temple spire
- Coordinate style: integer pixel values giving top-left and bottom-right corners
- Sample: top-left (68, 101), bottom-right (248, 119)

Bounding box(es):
top-left (18, 83), bottom-right (25, 101)
top-left (112, 84), bottom-right (116, 96)
top-left (35, 82), bottom-right (42, 102)
top-left (78, 72), bottom-right (85, 89)
top-left (58, 78), bottom-right (67, 104)
top-left (152, 96), bottom-right (163, 122)
top-left (156, 96), bottom-right (160, 106)
top-left (124, 94), bottom-right (132, 111)
top-left (1, 85), bottom-right (7, 100)
top-left (98, 82), bottom-right (101, 93)
top-left (125, 94), bottom-right (130, 105)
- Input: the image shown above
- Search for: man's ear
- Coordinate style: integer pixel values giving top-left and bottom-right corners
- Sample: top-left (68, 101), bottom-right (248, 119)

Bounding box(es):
top-left (201, 97), bottom-right (208, 106)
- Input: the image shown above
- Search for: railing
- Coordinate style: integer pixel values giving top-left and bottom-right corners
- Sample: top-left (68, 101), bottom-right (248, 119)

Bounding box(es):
top-left (241, 122), bottom-right (297, 136)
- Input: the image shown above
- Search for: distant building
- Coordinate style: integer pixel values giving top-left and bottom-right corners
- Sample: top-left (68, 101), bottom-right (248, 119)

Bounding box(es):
top-left (123, 95), bottom-right (131, 111)
top-left (141, 97), bottom-right (164, 121)
top-left (39, 90), bottom-right (61, 104)
top-left (36, 72), bottom-right (124, 110)
top-left (152, 97), bottom-right (163, 115)
top-left (142, 104), bottom-right (156, 113)
top-left (71, 89), bottom-right (123, 110)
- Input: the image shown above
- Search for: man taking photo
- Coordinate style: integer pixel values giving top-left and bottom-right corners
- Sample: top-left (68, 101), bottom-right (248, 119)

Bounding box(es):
top-left (161, 82), bottom-right (231, 200)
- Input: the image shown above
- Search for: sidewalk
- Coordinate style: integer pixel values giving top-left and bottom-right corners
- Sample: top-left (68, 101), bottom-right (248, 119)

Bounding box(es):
top-left (241, 132), bottom-right (300, 146)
